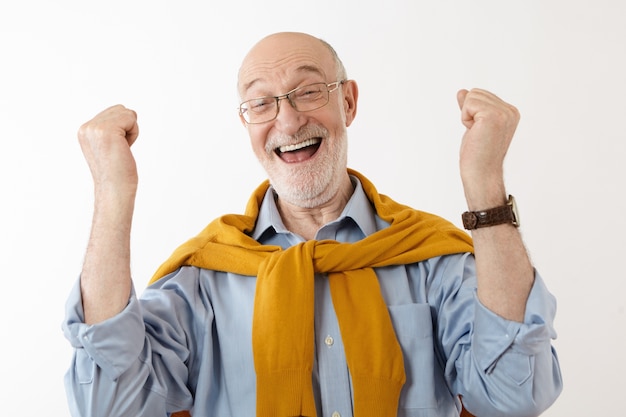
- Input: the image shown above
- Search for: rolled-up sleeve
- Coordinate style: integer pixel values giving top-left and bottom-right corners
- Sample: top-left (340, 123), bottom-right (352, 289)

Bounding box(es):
top-left (62, 272), bottom-right (198, 417)
top-left (64, 280), bottom-right (146, 381)
top-left (448, 263), bottom-right (563, 417)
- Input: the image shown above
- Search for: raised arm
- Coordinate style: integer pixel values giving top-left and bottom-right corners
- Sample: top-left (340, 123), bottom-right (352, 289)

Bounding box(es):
top-left (77, 105), bottom-right (139, 324)
top-left (456, 89), bottom-right (534, 322)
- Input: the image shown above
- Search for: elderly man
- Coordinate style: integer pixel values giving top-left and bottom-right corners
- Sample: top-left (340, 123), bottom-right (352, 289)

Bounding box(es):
top-left (64, 32), bottom-right (562, 416)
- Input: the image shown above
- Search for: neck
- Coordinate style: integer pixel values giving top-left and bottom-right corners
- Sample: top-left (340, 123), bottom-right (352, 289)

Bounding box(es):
top-left (277, 174), bottom-right (354, 240)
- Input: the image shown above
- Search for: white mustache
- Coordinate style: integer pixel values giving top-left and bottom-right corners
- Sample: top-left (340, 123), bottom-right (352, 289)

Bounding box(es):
top-left (265, 124), bottom-right (329, 155)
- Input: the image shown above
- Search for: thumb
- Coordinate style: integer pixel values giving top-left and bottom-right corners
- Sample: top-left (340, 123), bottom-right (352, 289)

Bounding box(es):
top-left (125, 121), bottom-right (139, 147)
top-left (456, 89), bottom-right (469, 110)
top-left (457, 89), bottom-right (475, 129)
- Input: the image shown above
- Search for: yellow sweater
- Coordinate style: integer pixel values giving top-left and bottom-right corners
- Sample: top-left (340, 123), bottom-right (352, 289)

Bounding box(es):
top-left (150, 169), bottom-right (473, 417)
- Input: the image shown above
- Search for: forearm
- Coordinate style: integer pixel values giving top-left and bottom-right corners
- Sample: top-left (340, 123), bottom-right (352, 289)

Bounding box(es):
top-left (81, 188), bottom-right (135, 324)
top-left (471, 223), bottom-right (534, 322)
top-left (464, 183), bottom-right (534, 322)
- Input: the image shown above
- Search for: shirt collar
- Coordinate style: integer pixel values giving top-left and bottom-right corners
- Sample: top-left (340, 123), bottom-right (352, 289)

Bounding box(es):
top-left (251, 174), bottom-right (379, 241)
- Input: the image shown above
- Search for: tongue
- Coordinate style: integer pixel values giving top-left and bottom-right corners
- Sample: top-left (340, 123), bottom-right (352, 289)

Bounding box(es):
top-left (280, 144), bottom-right (319, 163)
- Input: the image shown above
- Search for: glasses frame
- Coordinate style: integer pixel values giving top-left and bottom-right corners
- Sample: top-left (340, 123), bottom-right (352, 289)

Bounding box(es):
top-left (239, 80), bottom-right (347, 124)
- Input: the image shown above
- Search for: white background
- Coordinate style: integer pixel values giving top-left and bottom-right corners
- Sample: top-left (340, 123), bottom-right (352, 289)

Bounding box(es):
top-left (1, 0), bottom-right (624, 415)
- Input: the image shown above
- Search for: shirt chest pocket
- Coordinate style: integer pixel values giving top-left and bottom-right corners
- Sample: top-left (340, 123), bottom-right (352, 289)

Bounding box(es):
top-left (388, 303), bottom-right (438, 410)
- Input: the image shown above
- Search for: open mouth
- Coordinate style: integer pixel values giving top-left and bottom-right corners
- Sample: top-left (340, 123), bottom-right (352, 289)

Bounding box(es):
top-left (275, 137), bottom-right (322, 163)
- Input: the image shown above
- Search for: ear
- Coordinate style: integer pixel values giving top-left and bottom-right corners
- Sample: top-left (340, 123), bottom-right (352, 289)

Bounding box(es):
top-left (342, 80), bottom-right (358, 127)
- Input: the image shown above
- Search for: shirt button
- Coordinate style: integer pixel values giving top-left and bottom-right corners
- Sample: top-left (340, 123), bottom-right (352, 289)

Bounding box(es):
top-left (332, 412), bottom-right (341, 417)
top-left (324, 335), bottom-right (334, 347)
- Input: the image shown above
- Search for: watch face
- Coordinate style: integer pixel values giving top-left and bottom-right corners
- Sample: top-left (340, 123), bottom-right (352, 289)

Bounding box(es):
top-left (508, 195), bottom-right (520, 227)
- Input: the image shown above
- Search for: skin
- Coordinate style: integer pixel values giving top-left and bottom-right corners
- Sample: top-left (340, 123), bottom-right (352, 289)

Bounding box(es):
top-left (78, 32), bottom-right (532, 326)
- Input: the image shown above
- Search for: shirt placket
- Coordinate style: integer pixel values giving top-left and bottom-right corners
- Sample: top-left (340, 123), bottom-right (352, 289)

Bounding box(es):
top-left (313, 223), bottom-right (356, 417)
top-left (314, 273), bottom-right (353, 417)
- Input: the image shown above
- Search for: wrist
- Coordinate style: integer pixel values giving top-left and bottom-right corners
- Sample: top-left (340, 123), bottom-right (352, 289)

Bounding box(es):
top-left (462, 177), bottom-right (506, 211)
top-left (93, 186), bottom-right (136, 225)
top-left (94, 181), bottom-right (137, 202)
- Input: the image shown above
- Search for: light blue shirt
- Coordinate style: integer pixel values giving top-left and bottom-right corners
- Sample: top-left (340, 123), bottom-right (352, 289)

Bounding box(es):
top-left (63, 177), bottom-right (562, 417)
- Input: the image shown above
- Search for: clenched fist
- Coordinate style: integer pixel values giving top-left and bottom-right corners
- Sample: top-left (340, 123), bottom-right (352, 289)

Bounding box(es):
top-left (78, 105), bottom-right (140, 195)
top-left (456, 89), bottom-right (520, 209)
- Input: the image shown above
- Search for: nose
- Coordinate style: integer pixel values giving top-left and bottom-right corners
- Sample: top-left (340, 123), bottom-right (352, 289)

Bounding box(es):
top-left (273, 97), bottom-right (307, 136)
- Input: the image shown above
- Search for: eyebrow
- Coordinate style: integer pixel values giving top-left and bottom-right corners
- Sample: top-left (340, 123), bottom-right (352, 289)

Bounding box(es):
top-left (242, 64), bottom-right (326, 94)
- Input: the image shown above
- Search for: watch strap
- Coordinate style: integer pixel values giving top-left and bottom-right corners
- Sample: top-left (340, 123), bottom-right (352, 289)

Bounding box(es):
top-left (461, 195), bottom-right (519, 230)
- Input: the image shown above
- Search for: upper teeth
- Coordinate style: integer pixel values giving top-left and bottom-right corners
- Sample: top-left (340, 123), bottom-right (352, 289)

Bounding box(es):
top-left (278, 138), bottom-right (320, 153)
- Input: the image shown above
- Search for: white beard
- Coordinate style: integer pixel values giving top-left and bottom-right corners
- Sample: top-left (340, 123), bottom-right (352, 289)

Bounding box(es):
top-left (260, 124), bottom-right (348, 208)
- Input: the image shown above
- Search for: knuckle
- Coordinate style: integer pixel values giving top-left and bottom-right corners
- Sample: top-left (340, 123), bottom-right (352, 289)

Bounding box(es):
top-left (77, 122), bottom-right (95, 142)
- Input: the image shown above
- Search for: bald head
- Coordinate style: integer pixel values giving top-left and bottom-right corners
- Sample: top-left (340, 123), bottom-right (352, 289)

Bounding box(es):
top-left (237, 32), bottom-right (347, 98)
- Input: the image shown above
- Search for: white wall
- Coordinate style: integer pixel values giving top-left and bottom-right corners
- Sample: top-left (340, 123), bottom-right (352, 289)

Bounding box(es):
top-left (1, 0), bottom-right (624, 415)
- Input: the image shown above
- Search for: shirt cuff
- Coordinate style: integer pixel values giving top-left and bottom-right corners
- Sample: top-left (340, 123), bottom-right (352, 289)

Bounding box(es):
top-left (472, 271), bottom-right (558, 374)
top-left (62, 278), bottom-right (146, 381)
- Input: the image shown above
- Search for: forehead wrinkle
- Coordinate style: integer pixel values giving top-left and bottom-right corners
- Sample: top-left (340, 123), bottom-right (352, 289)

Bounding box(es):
top-left (239, 57), bottom-right (330, 97)
top-left (241, 65), bottom-right (327, 94)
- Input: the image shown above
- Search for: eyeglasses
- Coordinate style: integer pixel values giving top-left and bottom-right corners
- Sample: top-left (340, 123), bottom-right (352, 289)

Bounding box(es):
top-left (239, 80), bottom-right (346, 124)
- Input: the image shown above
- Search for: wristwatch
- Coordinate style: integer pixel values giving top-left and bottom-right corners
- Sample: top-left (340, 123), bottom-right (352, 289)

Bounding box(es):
top-left (461, 195), bottom-right (520, 230)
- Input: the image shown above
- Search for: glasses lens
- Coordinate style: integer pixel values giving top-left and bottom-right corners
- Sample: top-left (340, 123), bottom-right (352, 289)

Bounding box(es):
top-left (290, 83), bottom-right (329, 112)
top-left (241, 97), bottom-right (277, 124)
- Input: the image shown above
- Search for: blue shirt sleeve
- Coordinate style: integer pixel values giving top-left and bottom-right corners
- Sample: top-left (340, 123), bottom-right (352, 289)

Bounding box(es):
top-left (427, 254), bottom-right (563, 416)
top-left (63, 270), bottom-right (202, 417)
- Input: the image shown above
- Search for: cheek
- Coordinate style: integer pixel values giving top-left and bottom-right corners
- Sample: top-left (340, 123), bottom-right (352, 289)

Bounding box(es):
top-left (326, 101), bottom-right (348, 127)
top-left (248, 126), bottom-right (270, 157)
